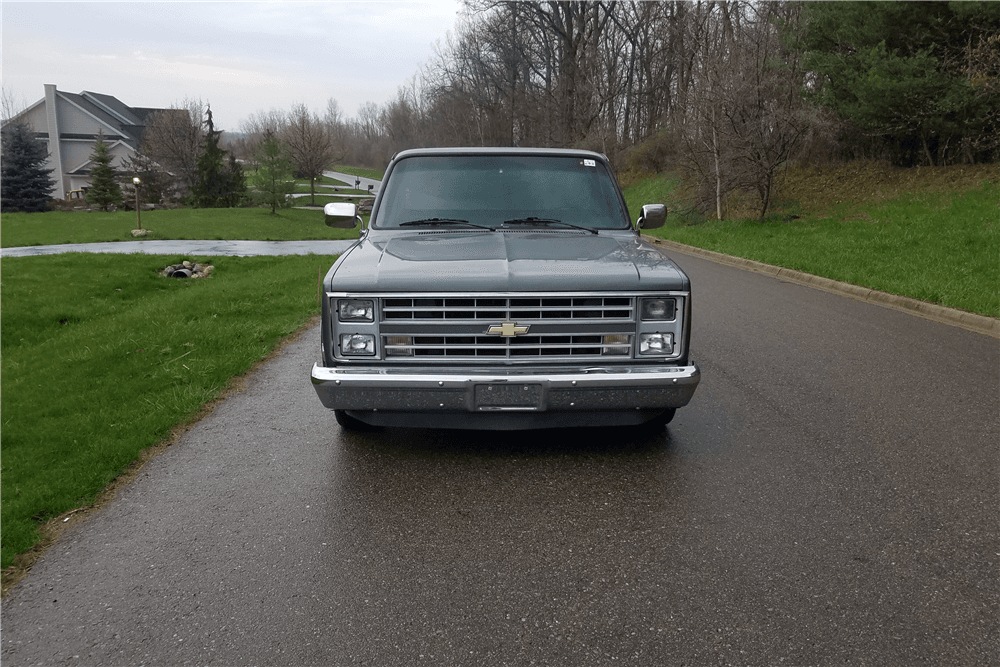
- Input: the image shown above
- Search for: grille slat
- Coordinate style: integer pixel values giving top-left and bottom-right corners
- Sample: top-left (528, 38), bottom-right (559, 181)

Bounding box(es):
top-left (380, 296), bottom-right (635, 360)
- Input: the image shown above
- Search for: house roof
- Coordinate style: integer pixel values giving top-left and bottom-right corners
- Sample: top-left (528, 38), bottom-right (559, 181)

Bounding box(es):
top-left (58, 90), bottom-right (157, 146)
top-left (2, 88), bottom-right (167, 143)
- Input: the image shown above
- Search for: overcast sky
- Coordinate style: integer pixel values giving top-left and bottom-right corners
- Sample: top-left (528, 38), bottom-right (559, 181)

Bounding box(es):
top-left (2, 0), bottom-right (465, 131)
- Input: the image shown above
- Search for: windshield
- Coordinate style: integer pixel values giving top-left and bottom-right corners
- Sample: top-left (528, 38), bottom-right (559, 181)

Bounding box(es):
top-left (373, 155), bottom-right (630, 230)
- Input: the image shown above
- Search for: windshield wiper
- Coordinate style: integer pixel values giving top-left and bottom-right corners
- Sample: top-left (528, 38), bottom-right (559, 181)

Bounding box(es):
top-left (399, 218), bottom-right (495, 231)
top-left (501, 217), bottom-right (598, 235)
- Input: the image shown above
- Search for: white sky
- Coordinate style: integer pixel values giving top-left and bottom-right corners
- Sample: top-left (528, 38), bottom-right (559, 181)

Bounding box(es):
top-left (1, 0), bottom-right (465, 131)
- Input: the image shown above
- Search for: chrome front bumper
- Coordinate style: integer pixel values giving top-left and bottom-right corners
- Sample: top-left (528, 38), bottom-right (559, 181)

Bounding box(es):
top-left (311, 362), bottom-right (700, 414)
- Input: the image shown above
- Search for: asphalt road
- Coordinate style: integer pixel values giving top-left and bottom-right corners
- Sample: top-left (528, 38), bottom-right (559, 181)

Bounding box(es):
top-left (2, 248), bottom-right (997, 666)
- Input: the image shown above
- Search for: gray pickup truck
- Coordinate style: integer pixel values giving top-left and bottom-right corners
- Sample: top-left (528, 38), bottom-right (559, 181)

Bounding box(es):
top-left (311, 147), bottom-right (699, 430)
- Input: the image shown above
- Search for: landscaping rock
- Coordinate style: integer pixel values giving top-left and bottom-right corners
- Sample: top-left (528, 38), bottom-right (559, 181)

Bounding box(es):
top-left (160, 261), bottom-right (214, 279)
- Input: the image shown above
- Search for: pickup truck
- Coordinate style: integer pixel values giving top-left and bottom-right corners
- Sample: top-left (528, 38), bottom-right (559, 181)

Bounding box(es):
top-left (311, 147), bottom-right (699, 430)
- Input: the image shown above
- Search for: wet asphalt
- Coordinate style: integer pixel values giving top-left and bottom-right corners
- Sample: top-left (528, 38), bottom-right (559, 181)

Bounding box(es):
top-left (1, 247), bottom-right (998, 666)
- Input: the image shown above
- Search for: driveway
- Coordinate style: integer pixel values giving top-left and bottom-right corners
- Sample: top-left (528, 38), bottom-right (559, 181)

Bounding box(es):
top-left (325, 170), bottom-right (381, 192)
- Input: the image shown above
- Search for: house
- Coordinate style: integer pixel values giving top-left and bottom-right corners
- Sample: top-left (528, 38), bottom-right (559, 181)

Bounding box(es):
top-left (4, 84), bottom-right (167, 199)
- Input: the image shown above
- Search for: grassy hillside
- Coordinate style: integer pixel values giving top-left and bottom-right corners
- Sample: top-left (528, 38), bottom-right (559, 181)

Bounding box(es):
top-left (622, 162), bottom-right (999, 318)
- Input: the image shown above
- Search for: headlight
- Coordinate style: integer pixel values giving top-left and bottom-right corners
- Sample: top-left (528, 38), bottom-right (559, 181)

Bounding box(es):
top-left (640, 298), bottom-right (676, 321)
top-left (338, 299), bottom-right (374, 322)
top-left (639, 332), bottom-right (674, 355)
top-left (340, 333), bottom-right (376, 356)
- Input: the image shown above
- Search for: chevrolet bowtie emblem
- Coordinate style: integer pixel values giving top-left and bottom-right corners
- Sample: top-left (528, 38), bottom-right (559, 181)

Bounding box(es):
top-left (487, 322), bottom-right (529, 337)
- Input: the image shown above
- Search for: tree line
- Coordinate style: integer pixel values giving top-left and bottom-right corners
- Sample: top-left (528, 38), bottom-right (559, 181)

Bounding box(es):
top-left (412, 0), bottom-right (999, 218)
top-left (4, 1), bottom-right (997, 218)
top-left (234, 0), bottom-right (997, 219)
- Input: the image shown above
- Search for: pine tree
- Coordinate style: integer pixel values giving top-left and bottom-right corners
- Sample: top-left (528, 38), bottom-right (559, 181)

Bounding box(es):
top-left (191, 106), bottom-right (227, 207)
top-left (191, 106), bottom-right (246, 208)
top-left (223, 153), bottom-right (247, 208)
top-left (86, 133), bottom-right (124, 211)
top-left (1, 122), bottom-right (55, 212)
top-left (250, 129), bottom-right (295, 214)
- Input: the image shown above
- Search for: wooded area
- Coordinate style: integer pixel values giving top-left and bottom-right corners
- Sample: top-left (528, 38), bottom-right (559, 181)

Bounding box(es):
top-left (293, 0), bottom-right (997, 219)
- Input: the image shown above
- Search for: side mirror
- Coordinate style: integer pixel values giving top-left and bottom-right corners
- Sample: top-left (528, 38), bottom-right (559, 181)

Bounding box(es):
top-left (636, 204), bottom-right (667, 230)
top-left (324, 202), bottom-right (359, 228)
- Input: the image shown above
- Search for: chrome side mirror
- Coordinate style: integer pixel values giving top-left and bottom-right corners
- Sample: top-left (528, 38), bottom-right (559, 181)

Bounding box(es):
top-left (324, 202), bottom-right (359, 228)
top-left (636, 204), bottom-right (667, 230)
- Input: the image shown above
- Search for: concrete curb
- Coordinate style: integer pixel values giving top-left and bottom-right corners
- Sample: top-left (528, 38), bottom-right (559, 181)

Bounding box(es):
top-left (646, 237), bottom-right (1000, 340)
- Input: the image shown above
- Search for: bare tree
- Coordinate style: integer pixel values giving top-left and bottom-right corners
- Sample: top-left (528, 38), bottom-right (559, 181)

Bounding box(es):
top-left (139, 98), bottom-right (205, 194)
top-left (221, 0), bottom-right (837, 185)
top-left (282, 103), bottom-right (343, 205)
top-left (2, 85), bottom-right (30, 123)
top-left (323, 98), bottom-right (346, 147)
top-left (235, 107), bottom-right (288, 168)
top-left (675, 2), bottom-right (815, 220)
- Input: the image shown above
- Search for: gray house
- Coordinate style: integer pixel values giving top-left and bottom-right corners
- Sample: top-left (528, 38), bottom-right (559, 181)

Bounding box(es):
top-left (5, 84), bottom-right (167, 199)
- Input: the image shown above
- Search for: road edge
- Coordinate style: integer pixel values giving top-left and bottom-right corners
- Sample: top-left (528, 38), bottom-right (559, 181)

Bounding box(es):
top-left (0, 315), bottom-right (323, 599)
top-left (647, 237), bottom-right (1000, 340)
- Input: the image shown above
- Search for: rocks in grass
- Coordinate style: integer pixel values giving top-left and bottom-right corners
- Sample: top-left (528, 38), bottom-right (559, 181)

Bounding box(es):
top-left (160, 260), bottom-right (214, 279)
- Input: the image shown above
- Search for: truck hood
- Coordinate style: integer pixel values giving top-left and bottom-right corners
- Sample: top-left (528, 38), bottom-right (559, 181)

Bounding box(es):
top-left (328, 231), bottom-right (689, 292)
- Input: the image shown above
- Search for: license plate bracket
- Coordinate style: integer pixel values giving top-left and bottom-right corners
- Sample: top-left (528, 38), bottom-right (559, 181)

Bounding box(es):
top-left (474, 383), bottom-right (542, 409)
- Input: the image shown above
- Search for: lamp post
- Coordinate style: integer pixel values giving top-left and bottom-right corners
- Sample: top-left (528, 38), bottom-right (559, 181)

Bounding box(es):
top-left (132, 177), bottom-right (142, 231)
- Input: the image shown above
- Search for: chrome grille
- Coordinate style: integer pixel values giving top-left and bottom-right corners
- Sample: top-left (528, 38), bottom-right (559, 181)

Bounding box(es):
top-left (380, 296), bottom-right (635, 360)
top-left (383, 297), bottom-right (631, 320)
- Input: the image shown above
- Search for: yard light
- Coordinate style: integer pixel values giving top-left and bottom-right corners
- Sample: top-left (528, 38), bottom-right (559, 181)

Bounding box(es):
top-left (132, 177), bottom-right (142, 231)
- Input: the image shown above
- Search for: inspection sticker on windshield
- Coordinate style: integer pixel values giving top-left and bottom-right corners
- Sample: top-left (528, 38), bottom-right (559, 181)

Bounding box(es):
top-left (583, 159), bottom-right (596, 167)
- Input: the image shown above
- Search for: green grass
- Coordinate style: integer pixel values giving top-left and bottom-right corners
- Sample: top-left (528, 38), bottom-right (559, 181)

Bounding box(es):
top-left (623, 166), bottom-right (999, 318)
top-left (330, 165), bottom-right (384, 181)
top-left (0, 253), bottom-right (337, 568)
top-left (290, 195), bottom-right (356, 208)
top-left (1, 207), bottom-right (361, 247)
top-left (290, 190), bottom-right (373, 210)
top-left (300, 174), bottom-right (346, 187)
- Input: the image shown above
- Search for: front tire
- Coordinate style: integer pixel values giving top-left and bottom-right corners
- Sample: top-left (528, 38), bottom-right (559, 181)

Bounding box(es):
top-left (334, 409), bottom-right (377, 431)
top-left (642, 408), bottom-right (676, 431)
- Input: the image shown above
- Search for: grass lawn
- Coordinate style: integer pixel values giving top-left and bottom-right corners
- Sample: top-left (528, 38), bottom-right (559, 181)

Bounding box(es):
top-left (623, 163), bottom-right (999, 318)
top-left (291, 195), bottom-right (357, 208)
top-left (0, 253), bottom-right (337, 571)
top-left (330, 165), bottom-right (384, 181)
top-left (1, 206), bottom-right (361, 247)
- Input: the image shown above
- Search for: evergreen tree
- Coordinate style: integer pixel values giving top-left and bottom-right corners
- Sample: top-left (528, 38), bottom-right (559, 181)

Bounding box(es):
top-left (800, 2), bottom-right (1000, 165)
top-left (191, 106), bottom-right (227, 207)
top-left (223, 153), bottom-right (247, 208)
top-left (1, 122), bottom-right (55, 212)
top-left (191, 105), bottom-right (246, 208)
top-left (86, 133), bottom-right (124, 211)
top-left (250, 129), bottom-right (295, 214)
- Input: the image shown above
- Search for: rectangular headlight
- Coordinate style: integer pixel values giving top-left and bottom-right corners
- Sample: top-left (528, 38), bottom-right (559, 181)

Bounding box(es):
top-left (639, 332), bottom-right (674, 355)
top-left (340, 333), bottom-right (376, 356)
top-left (338, 299), bottom-right (374, 322)
top-left (640, 298), bottom-right (676, 321)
